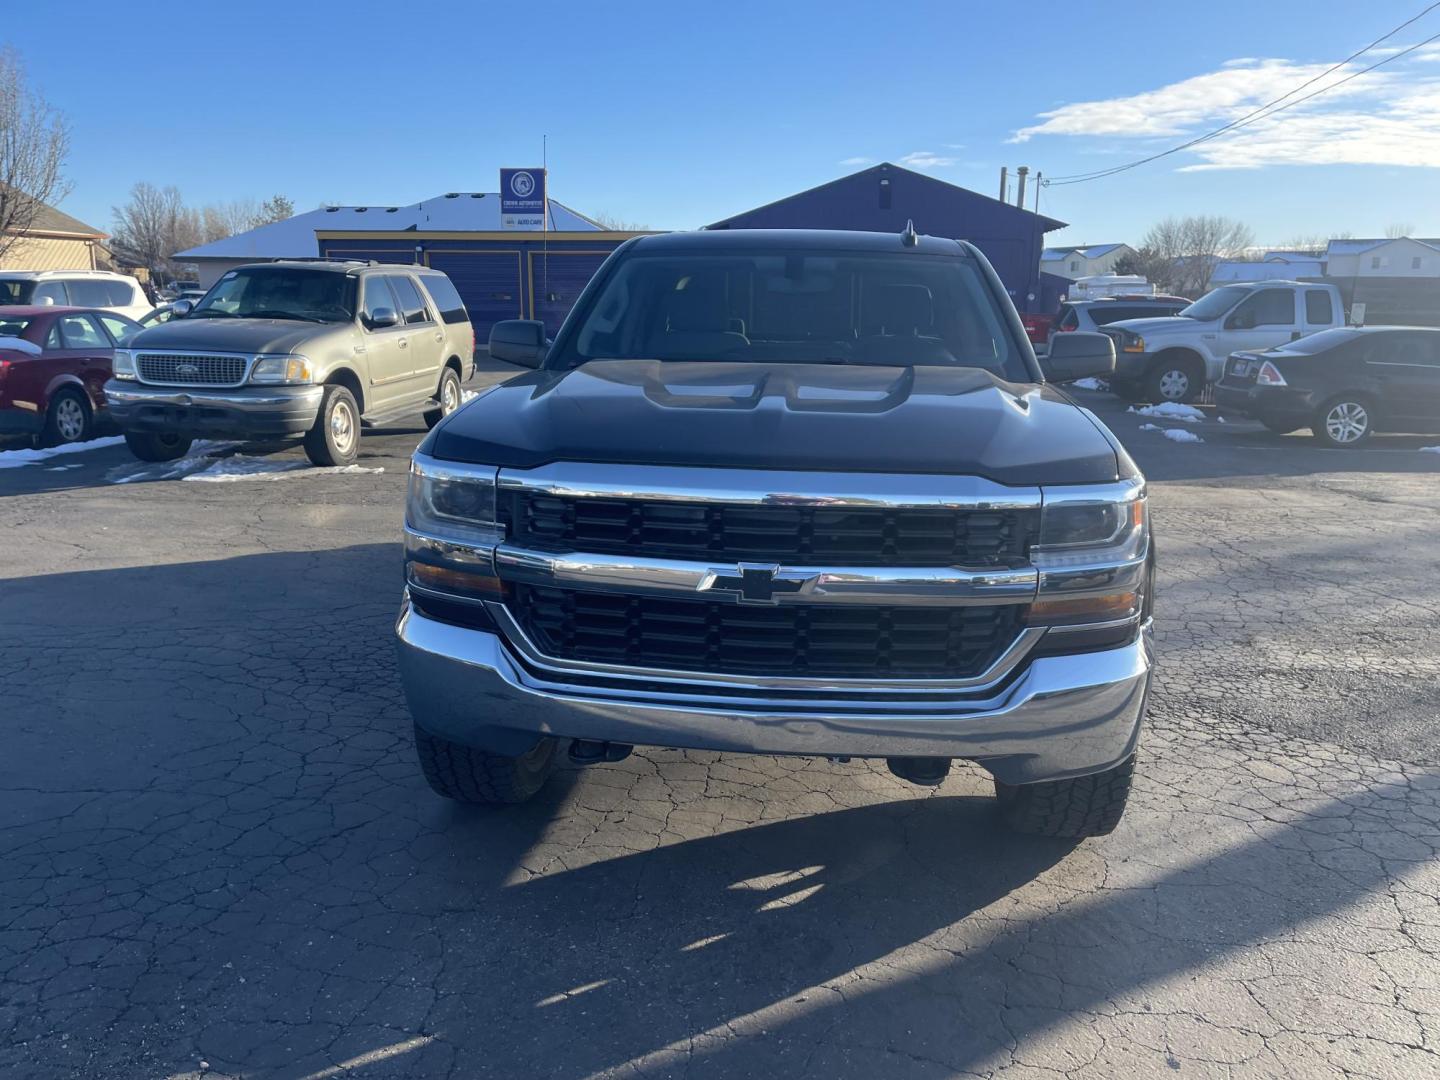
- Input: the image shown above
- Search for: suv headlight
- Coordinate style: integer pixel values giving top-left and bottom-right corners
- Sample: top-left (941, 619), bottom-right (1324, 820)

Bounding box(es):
top-left (112, 349), bottom-right (136, 380)
top-left (404, 453), bottom-right (505, 603)
top-left (249, 354), bottom-right (313, 384)
top-left (1121, 333), bottom-right (1145, 354)
top-left (1029, 480), bottom-right (1150, 633)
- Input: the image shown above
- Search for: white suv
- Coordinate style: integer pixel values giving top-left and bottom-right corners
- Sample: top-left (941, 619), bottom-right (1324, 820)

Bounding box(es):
top-left (0, 270), bottom-right (151, 321)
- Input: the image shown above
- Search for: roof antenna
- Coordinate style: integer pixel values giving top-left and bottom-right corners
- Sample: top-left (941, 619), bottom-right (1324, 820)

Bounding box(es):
top-left (901, 219), bottom-right (918, 247)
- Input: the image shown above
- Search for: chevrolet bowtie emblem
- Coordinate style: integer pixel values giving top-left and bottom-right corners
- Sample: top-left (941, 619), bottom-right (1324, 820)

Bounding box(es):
top-left (700, 564), bottom-right (815, 605)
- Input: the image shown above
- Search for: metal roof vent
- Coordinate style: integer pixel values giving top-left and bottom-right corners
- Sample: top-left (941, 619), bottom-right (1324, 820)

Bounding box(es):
top-left (355, 207), bottom-right (367, 213)
top-left (445, 193), bottom-right (459, 199)
top-left (900, 219), bottom-right (918, 247)
top-left (385, 207), bottom-right (398, 212)
top-left (324, 206), bottom-right (339, 212)
top-left (470, 193), bottom-right (485, 198)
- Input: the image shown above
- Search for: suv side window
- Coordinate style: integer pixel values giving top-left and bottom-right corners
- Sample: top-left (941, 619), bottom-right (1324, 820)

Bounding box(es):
top-left (1090, 306), bottom-right (1151, 325)
top-left (1056, 305), bottom-right (1078, 331)
top-left (58, 313), bottom-right (107, 349)
top-left (387, 274), bottom-right (431, 326)
top-left (104, 279), bottom-right (139, 307)
top-left (1304, 290), bottom-right (1334, 325)
top-left (1232, 288), bottom-right (1295, 327)
top-left (361, 276), bottom-right (399, 330)
top-left (67, 279), bottom-right (114, 307)
top-left (33, 281), bottom-right (68, 305)
top-left (417, 273), bottom-right (469, 324)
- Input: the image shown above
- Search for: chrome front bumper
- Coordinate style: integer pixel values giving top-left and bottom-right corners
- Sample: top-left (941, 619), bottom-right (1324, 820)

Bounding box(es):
top-left (104, 382), bottom-right (324, 437)
top-left (395, 598), bottom-right (1154, 786)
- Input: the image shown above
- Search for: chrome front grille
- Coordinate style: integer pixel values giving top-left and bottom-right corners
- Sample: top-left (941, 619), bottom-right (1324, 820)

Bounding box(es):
top-left (136, 353), bottom-right (250, 387)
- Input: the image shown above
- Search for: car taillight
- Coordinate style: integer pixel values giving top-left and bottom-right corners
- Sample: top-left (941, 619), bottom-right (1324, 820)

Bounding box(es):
top-left (1256, 360), bottom-right (1287, 386)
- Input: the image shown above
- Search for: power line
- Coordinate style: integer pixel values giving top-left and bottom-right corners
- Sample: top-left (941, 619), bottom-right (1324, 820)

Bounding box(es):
top-left (1043, 2), bottom-right (1440, 187)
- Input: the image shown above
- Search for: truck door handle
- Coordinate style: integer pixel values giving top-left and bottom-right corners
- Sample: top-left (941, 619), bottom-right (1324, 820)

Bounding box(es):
top-left (1290, 331), bottom-right (1302, 341)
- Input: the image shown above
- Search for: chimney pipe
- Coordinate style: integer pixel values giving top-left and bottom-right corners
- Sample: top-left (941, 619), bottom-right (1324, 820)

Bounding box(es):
top-left (1016, 166), bottom-right (1029, 209)
top-left (999, 167), bottom-right (1008, 202)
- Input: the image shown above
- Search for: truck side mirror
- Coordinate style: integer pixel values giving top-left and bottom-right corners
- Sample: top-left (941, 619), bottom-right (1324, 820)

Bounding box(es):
top-left (171, 299), bottom-right (193, 318)
top-left (1041, 331), bottom-right (1114, 383)
top-left (368, 307), bottom-right (399, 329)
top-left (489, 319), bottom-right (548, 368)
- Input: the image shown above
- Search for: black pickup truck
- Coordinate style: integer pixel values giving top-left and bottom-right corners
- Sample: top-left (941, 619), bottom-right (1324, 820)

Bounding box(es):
top-left (395, 227), bottom-right (1155, 838)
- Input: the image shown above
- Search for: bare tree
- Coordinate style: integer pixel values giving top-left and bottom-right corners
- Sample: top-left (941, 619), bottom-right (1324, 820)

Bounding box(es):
top-left (199, 199), bottom-right (261, 244)
top-left (1384, 222), bottom-right (1415, 239)
top-left (0, 48), bottom-right (71, 265)
top-left (111, 183), bottom-right (196, 279)
top-left (590, 211), bottom-right (651, 231)
top-left (1128, 215), bottom-right (1255, 297)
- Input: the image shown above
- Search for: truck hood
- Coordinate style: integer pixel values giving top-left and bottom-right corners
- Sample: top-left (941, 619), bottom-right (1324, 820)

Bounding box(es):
top-left (1106, 316), bottom-right (1201, 336)
top-left (427, 360), bottom-right (1121, 485)
top-left (129, 317), bottom-right (339, 355)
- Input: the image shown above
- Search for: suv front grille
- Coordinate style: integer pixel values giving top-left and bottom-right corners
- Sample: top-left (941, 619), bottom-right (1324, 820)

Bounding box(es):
top-left (137, 353), bottom-right (249, 386)
top-left (503, 494), bottom-right (1036, 567)
top-left (510, 584), bottom-right (1026, 678)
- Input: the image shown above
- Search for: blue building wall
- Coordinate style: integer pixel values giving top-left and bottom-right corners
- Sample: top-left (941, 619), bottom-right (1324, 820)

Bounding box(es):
top-left (706, 163), bottom-right (1064, 313)
top-left (315, 233), bottom-right (633, 342)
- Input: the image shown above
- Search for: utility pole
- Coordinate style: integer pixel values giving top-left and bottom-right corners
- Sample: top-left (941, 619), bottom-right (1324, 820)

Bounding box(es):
top-left (1034, 172), bottom-right (1042, 213)
top-left (999, 167), bottom-right (1008, 202)
top-left (1015, 166), bottom-right (1029, 209)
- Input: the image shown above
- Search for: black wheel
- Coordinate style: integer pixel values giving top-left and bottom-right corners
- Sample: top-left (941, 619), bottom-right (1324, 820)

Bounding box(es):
top-left (304, 384), bottom-right (360, 466)
top-left (1259, 416), bottom-right (1302, 435)
top-left (1311, 394), bottom-right (1374, 449)
top-left (995, 756), bottom-right (1136, 838)
top-left (413, 725), bottom-right (558, 805)
top-left (1108, 378), bottom-right (1140, 402)
top-left (123, 431), bottom-right (193, 462)
top-left (43, 388), bottom-right (92, 446)
top-left (1143, 354), bottom-right (1203, 403)
top-left (423, 367), bottom-right (462, 430)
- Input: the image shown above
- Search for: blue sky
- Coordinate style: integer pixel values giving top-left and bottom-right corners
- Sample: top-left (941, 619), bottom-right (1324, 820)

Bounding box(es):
top-left (11, 0), bottom-right (1440, 247)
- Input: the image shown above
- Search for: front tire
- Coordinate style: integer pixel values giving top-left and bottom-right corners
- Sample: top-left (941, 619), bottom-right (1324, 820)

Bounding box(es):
top-left (995, 756), bottom-right (1136, 838)
top-left (413, 725), bottom-right (558, 805)
top-left (43, 388), bottom-right (92, 446)
top-left (1144, 355), bottom-right (1203, 403)
top-left (1312, 395), bottom-right (1374, 449)
top-left (124, 431), bottom-right (193, 462)
top-left (423, 367), bottom-right (462, 430)
top-left (304, 384), bottom-right (360, 466)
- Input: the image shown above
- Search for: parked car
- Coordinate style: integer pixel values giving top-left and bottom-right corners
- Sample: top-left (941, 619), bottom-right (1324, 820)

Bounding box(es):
top-left (1101, 281), bottom-right (1346, 403)
top-left (396, 227), bottom-right (1156, 840)
top-left (105, 260), bottom-right (475, 465)
top-left (1047, 296), bottom-right (1190, 358)
top-left (0, 306), bottom-right (142, 444)
top-left (0, 270), bottom-right (152, 322)
top-left (1215, 326), bottom-right (1440, 448)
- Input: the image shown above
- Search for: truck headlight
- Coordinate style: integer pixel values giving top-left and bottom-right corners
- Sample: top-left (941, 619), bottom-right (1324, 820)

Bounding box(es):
top-left (404, 454), bottom-right (505, 603)
top-left (112, 349), bottom-right (136, 380)
top-left (249, 354), bottom-right (313, 384)
top-left (1030, 480), bottom-right (1149, 632)
top-left (1123, 334), bottom-right (1145, 354)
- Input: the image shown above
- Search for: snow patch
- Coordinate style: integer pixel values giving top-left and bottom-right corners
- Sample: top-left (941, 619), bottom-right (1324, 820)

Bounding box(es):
top-left (1071, 377), bottom-right (1105, 391)
top-left (1161, 428), bottom-right (1204, 444)
top-left (108, 442), bottom-right (242, 484)
top-left (1421, 446), bottom-right (1440, 455)
top-left (1139, 423), bottom-right (1162, 432)
top-left (182, 457), bottom-right (383, 482)
top-left (461, 389), bottom-right (480, 403)
top-left (0, 436), bottom-right (127, 470)
top-left (1134, 402), bottom-right (1205, 422)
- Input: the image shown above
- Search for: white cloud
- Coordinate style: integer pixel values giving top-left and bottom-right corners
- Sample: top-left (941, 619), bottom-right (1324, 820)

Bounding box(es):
top-left (838, 156), bottom-right (874, 166)
top-left (898, 151), bottom-right (957, 168)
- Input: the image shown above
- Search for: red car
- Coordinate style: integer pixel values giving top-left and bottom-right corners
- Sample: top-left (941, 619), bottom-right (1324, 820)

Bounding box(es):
top-left (0, 306), bottom-right (142, 444)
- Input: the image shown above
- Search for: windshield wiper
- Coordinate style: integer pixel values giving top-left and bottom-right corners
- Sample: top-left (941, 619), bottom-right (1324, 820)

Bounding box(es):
top-left (247, 309), bottom-right (327, 323)
top-left (188, 309), bottom-right (236, 318)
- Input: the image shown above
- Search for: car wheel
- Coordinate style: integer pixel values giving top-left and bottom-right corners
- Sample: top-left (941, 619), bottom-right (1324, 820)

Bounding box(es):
top-left (1313, 395), bottom-right (1374, 449)
top-left (43, 388), bottom-right (92, 446)
top-left (413, 725), bottom-right (558, 804)
top-left (123, 431), bottom-right (193, 462)
top-left (1260, 417), bottom-right (1302, 435)
top-left (423, 367), bottom-right (462, 430)
top-left (1144, 356), bottom-right (1202, 403)
top-left (1108, 377), bottom-right (1140, 403)
top-left (995, 755), bottom-right (1136, 838)
top-left (303, 384), bottom-right (360, 467)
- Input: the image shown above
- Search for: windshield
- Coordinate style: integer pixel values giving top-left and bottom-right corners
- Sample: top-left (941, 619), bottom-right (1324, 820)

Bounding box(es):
top-left (551, 249), bottom-right (1025, 378)
top-left (192, 268), bottom-right (356, 322)
top-left (1180, 285), bottom-right (1252, 321)
top-left (0, 279), bottom-right (34, 306)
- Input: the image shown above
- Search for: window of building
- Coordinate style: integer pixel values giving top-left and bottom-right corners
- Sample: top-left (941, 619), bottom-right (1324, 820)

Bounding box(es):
top-left (1069, 260), bottom-right (1080, 273)
top-left (1413, 256), bottom-right (1423, 270)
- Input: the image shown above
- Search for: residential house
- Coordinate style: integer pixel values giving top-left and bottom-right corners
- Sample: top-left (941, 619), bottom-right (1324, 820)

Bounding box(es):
top-left (0, 195), bottom-right (107, 272)
top-left (1208, 250), bottom-right (1325, 290)
top-left (1039, 243), bottom-right (1134, 281)
top-left (1325, 238), bottom-right (1440, 279)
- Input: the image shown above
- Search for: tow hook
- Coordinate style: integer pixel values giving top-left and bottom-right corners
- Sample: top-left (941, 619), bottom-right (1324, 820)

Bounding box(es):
top-left (569, 739), bottom-right (633, 765)
top-left (886, 757), bottom-right (952, 786)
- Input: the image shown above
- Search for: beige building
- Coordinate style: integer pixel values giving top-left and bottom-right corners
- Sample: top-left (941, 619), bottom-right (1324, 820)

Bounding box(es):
top-left (0, 200), bottom-right (107, 272)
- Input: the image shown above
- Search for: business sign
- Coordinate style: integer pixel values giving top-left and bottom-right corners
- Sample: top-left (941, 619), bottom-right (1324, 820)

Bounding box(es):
top-left (500, 168), bottom-right (547, 230)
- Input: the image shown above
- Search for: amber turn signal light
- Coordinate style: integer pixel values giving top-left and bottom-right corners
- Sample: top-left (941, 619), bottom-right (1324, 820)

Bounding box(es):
top-left (1027, 591), bottom-right (1138, 626)
top-left (407, 562), bottom-right (506, 599)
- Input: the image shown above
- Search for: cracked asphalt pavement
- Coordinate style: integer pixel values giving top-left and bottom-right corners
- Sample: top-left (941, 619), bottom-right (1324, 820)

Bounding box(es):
top-left (2, 381), bottom-right (1439, 1078)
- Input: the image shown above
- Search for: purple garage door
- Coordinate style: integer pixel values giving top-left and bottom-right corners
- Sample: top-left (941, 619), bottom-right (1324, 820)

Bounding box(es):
top-left (425, 252), bottom-right (524, 346)
top-left (529, 252), bottom-right (611, 337)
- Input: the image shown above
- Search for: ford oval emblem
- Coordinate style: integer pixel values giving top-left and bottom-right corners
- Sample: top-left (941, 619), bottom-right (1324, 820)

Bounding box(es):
top-left (175, 362), bottom-right (199, 376)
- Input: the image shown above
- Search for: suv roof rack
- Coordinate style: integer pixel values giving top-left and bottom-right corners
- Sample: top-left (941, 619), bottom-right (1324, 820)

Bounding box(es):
top-left (271, 256), bottom-right (381, 267)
